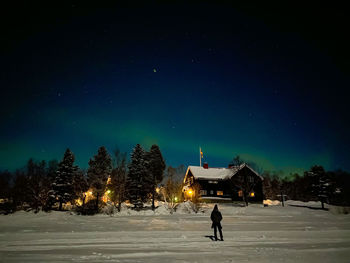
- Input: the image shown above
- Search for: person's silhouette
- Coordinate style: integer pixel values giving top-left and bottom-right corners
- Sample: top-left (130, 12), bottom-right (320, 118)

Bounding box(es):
top-left (210, 204), bottom-right (223, 241)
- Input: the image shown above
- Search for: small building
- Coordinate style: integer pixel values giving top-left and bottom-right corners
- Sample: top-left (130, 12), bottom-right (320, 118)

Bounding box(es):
top-left (183, 163), bottom-right (264, 202)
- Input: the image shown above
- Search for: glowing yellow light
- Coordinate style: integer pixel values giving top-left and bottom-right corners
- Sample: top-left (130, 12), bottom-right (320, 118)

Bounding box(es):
top-left (107, 190), bottom-right (111, 194)
top-left (174, 197), bottom-right (178, 201)
top-left (188, 190), bottom-right (193, 195)
top-left (156, 187), bottom-right (160, 193)
top-left (89, 191), bottom-right (93, 195)
top-left (107, 177), bottom-right (111, 184)
top-left (250, 192), bottom-right (255, 197)
top-left (76, 199), bottom-right (83, 206)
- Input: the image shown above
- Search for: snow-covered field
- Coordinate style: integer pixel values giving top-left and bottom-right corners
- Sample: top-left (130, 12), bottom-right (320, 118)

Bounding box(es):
top-left (1, 201), bottom-right (350, 263)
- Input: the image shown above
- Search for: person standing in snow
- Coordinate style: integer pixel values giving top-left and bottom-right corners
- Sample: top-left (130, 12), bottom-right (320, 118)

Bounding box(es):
top-left (211, 204), bottom-right (223, 241)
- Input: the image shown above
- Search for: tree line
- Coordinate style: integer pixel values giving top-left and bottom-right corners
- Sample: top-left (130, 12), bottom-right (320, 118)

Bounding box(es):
top-left (263, 166), bottom-right (350, 207)
top-left (229, 155), bottom-right (350, 208)
top-left (0, 144), bottom-right (188, 214)
top-left (1, 151), bottom-right (350, 214)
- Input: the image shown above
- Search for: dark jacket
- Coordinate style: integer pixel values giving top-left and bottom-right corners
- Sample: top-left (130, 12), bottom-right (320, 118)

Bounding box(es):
top-left (211, 205), bottom-right (222, 229)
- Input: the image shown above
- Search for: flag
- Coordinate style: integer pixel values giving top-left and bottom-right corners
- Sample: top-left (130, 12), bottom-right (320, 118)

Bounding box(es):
top-left (200, 148), bottom-right (203, 158)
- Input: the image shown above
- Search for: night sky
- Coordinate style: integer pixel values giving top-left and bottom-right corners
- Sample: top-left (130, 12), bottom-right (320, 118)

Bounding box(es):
top-left (1, 2), bottom-right (349, 175)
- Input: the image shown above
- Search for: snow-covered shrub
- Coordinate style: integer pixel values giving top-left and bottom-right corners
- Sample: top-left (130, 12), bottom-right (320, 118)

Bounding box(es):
top-left (154, 202), bottom-right (170, 215)
top-left (101, 202), bottom-right (115, 215)
top-left (176, 201), bottom-right (205, 214)
top-left (189, 200), bottom-right (202, 213)
top-left (263, 199), bottom-right (281, 206)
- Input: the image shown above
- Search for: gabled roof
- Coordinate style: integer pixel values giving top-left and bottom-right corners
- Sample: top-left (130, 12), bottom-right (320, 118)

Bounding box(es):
top-left (184, 163), bottom-right (263, 182)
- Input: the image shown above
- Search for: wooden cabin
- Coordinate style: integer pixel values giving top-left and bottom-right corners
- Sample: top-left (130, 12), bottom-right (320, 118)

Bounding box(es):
top-left (183, 163), bottom-right (264, 202)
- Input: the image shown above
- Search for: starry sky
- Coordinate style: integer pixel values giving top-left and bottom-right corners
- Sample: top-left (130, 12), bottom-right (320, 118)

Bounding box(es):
top-left (1, 2), bottom-right (349, 175)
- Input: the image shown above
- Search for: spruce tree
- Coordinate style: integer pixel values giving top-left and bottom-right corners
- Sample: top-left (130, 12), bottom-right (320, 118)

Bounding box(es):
top-left (126, 144), bottom-right (149, 209)
top-left (147, 144), bottom-right (166, 210)
top-left (49, 149), bottom-right (77, 211)
top-left (87, 146), bottom-right (112, 211)
top-left (308, 165), bottom-right (331, 209)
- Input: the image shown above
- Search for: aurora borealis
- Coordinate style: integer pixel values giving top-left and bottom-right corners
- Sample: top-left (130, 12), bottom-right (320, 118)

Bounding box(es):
top-left (1, 3), bottom-right (349, 174)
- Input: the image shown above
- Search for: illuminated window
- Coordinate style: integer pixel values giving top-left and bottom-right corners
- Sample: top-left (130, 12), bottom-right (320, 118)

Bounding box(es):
top-left (217, 191), bottom-right (223, 196)
top-left (208, 180), bottom-right (218, 184)
top-left (200, 190), bottom-right (207, 196)
top-left (238, 190), bottom-right (243, 197)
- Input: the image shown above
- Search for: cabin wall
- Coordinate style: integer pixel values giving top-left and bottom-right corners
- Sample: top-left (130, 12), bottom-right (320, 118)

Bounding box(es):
top-left (184, 167), bottom-right (264, 202)
top-left (195, 179), bottom-right (232, 198)
top-left (229, 167), bottom-right (264, 201)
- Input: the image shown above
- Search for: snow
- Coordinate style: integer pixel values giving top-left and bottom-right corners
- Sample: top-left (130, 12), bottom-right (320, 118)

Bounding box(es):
top-left (1, 201), bottom-right (350, 262)
top-left (186, 166), bottom-right (236, 180)
top-left (201, 197), bottom-right (232, 201)
top-left (264, 199), bottom-right (282, 206)
top-left (186, 163), bottom-right (263, 181)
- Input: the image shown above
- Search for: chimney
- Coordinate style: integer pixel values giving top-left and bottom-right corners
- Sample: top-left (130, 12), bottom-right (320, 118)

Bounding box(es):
top-left (203, 162), bottom-right (209, 169)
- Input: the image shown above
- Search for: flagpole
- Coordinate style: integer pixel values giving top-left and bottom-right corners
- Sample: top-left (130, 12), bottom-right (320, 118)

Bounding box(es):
top-left (199, 147), bottom-right (202, 167)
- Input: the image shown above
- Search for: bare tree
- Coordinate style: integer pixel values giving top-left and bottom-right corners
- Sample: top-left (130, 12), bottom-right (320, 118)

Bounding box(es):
top-left (162, 166), bottom-right (183, 213)
top-left (26, 159), bottom-right (52, 212)
top-left (110, 149), bottom-right (128, 212)
top-left (72, 169), bottom-right (89, 208)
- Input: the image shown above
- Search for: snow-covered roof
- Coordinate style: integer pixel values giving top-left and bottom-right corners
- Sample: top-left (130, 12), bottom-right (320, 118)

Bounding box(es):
top-left (184, 163), bottom-right (263, 182)
top-left (186, 166), bottom-right (238, 180)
